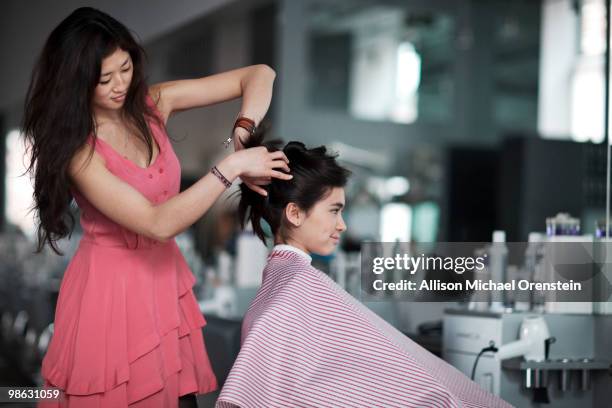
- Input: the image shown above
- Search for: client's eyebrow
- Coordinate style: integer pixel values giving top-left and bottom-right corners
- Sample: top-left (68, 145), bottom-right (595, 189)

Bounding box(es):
top-left (331, 202), bottom-right (345, 209)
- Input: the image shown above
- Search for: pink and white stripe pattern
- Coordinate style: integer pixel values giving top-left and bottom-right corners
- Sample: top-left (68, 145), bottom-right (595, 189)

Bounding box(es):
top-left (216, 248), bottom-right (513, 408)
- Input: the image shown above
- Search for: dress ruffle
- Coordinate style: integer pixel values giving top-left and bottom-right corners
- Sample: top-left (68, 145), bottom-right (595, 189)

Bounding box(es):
top-left (40, 240), bottom-right (218, 406)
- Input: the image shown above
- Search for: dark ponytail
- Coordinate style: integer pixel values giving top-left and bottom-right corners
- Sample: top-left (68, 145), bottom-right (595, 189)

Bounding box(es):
top-left (238, 131), bottom-right (351, 243)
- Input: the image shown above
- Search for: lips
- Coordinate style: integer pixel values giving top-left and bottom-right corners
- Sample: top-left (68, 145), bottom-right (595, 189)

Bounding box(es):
top-left (111, 93), bottom-right (126, 102)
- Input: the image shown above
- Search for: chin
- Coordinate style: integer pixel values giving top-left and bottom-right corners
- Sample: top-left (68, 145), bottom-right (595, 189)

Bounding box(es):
top-left (313, 245), bottom-right (335, 256)
top-left (94, 103), bottom-right (120, 112)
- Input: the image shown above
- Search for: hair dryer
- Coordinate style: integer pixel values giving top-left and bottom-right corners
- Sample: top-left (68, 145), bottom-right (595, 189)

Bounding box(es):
top-left (496, 316), bottom-right (555, 361)
top-left (493, 315), bottom-right (556, 404)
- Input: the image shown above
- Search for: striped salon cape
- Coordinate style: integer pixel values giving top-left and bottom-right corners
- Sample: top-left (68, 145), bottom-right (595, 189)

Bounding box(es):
top-left (216, 248), bottom-right (514, 408)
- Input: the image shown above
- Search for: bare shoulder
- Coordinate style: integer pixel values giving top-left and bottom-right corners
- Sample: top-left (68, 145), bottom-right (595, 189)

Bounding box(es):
top-left (68, 141), bottom-right (105, 180)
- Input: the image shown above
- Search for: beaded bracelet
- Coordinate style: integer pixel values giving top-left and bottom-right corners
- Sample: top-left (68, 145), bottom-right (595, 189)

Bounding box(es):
top-left (211, 166), bottom-right (232, 188)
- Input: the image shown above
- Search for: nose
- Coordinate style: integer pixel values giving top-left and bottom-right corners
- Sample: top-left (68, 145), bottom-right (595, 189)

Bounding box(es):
top-left (337, 215), bottom-right (347, 232)
top-left (112, 75), bottom-right (127, 93)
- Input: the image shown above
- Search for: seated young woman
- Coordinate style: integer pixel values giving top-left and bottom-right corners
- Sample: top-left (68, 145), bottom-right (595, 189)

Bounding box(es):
top-left (216, 135), bottom-right (512, 408)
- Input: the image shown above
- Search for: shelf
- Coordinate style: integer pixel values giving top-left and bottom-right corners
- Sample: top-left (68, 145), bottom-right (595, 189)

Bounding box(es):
top-left (502, 358), bottom-right (611, 371)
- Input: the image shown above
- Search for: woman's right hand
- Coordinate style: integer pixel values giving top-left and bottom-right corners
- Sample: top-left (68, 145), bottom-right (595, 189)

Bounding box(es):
top-left (223, 147), bottom-right (292, 196)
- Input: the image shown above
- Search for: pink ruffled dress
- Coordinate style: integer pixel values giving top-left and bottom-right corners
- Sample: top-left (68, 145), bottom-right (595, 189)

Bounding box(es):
top-left (40, 96), bottom-right (218, 407)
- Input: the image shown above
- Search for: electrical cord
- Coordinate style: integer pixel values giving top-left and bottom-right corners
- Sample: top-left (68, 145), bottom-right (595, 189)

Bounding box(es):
top-left (471, 341), bottom-right (498, 381)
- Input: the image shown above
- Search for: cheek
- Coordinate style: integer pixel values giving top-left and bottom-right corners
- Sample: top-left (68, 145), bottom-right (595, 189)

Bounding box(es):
top-left (317, 214), bottom-right (336, 236)
top-left (329, 214), bottom-right (339, 231)
top-left (93, 86), bottom-right (108, 103)
top-left (125, 71), bottom-right (134, 86)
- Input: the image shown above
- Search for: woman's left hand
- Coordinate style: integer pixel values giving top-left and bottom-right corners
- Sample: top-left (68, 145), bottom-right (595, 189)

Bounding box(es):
top-left (242, 175), bottom-right (272, 195)
top-left (233, 127), bottom-right (250, 151)
top-left (233, 127), bottom-right (272, 194)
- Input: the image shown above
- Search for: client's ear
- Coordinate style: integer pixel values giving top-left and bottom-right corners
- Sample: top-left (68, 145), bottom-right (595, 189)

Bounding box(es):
top-left (285, 202), bottom-right (305, 227)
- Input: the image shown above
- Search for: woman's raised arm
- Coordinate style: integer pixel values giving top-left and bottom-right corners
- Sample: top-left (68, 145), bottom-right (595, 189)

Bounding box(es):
top-left (149, 64), bottom-right (275, 125)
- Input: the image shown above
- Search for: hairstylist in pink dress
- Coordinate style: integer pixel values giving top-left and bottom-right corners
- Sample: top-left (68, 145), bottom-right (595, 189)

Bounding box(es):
top-left (22, 7), bottom-right (291, 408)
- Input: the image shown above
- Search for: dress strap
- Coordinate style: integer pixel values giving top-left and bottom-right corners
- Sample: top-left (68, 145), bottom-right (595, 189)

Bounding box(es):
top-left (145, 93), bottom-right (166, 126)
top-left (86, 134), bottom-right (105, 155)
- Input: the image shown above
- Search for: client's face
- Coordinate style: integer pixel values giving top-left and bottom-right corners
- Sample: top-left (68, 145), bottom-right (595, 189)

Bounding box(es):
top-left (295, 187), bottom-right (347, 256)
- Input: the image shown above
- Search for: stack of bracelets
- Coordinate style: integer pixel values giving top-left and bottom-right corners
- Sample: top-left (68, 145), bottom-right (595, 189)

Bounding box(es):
top-left (212, 115), bottom-right (257, 188)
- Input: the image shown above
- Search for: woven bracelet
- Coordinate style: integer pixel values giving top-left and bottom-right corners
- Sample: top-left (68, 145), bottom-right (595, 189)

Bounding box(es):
top-left (211, 166), bottom-right (232, 188)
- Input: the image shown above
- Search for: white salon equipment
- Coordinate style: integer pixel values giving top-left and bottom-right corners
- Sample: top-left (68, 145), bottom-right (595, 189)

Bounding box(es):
top-left (495, 316), bottom-right (554, 362)
top-left (443, 309), bottom-right (598, 408)
top-left (235, 228), bottom-right (268, 288)
top-left (199, 285), bottom-right (238, 318)
top-left (199, 251), bottom-right (238, 317)
top-left (493, 316), bottom-right (556, 404)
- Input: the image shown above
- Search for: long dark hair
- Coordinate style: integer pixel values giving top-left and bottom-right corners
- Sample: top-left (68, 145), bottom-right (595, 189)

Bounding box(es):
top-left (22, 7), bottom-right (160, 255)
top-left (238, 132), bottom-right (351, 243)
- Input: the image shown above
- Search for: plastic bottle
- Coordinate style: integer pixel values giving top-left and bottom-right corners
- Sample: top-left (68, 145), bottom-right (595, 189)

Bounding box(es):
top-left (216, 251), bottom-right (237, 317)
top-left (489, 230), bottom-right (509, 312)
top-left (524, 232), bottom-right (545, 312)
top-left (468, 247), bottom-right (490, 311)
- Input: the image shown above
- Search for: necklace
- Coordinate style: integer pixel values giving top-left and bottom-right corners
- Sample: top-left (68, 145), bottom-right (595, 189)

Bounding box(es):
top-left (121, 127), bottom-right (130, 159)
